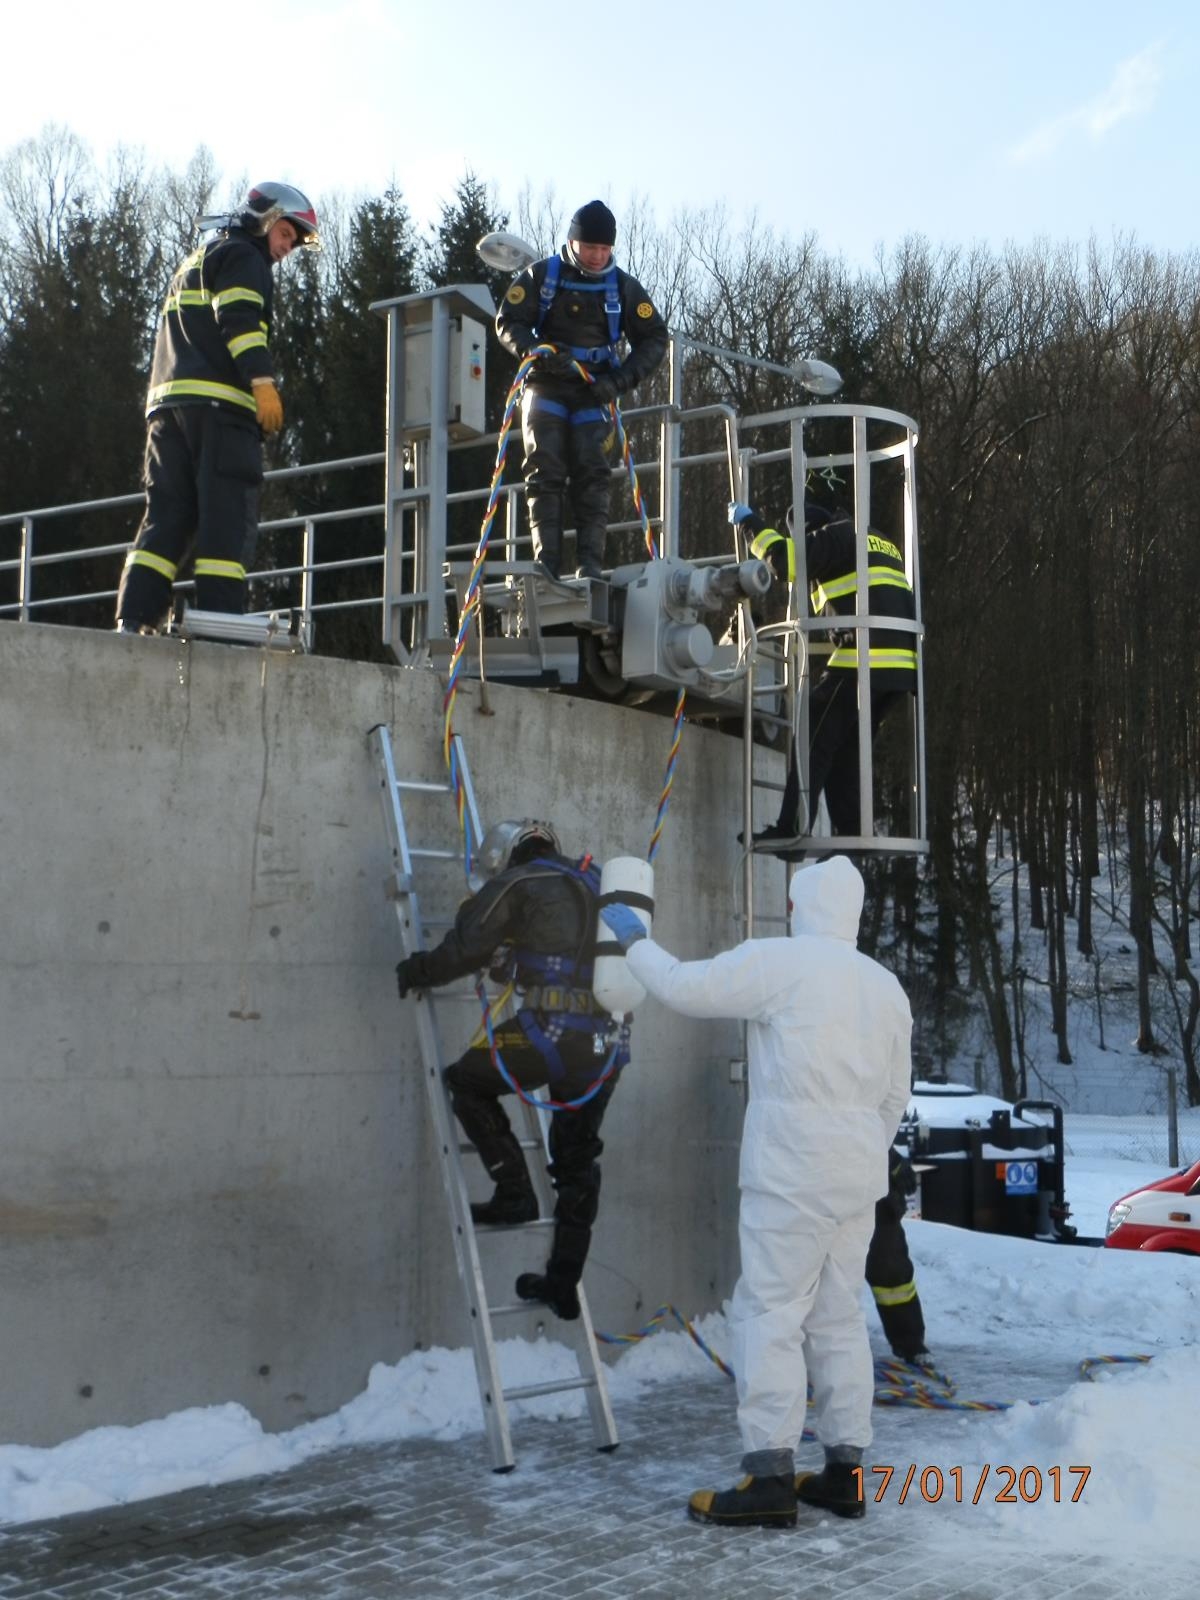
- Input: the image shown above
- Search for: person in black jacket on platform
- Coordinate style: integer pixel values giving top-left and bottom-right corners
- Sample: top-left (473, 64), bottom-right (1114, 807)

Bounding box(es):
top-left (395, 818), bottom-right (628, 1321)
top-left (495, 200), bottom-right (667, 579)
top-left (729, 499), bottom-right (918, 852)
top-left (115, 182), bottom-right (319, 633)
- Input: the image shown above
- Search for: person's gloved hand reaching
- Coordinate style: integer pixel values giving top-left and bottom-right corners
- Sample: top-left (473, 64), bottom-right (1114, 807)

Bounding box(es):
top-left (395, 955), bottom-right (426, 1000)
top-left (600, 902), bottom-right (648, 952)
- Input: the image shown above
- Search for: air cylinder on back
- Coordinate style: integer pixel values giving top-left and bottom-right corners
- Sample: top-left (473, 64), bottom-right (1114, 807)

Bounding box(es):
top-left (593, 856), bottom-right (655, 1017)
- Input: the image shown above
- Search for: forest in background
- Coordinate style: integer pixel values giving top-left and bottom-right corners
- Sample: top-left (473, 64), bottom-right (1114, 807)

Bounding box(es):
top-left (2, 126), bottom-right (1197, 1109)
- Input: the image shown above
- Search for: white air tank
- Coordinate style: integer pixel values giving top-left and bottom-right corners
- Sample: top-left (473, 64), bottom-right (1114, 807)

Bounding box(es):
top-left (593, 856), bottom-right (655, 1017)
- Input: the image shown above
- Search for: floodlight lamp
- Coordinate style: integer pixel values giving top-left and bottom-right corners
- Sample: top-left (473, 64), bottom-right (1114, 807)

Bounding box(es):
top-left (792, 357), bottom-right (844, 396)
top-left (476, 231), bottom-right (539, 273)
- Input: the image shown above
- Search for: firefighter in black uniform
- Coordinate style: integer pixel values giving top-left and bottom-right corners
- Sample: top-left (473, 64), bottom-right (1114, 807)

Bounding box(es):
top-left (495, 200), bottom-right (668, 579)
top-left (866, 1145), bottom-right (929, 1365)
top-left (728, 499), bottom-right (918, 849)
top-left (115, 181), bottom-right (320, 633)
top-left (394, 818), bottom-right (628, 1321)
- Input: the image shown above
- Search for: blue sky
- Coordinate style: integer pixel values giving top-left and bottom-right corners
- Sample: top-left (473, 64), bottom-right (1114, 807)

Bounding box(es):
top-left (6, 0), bottom-right (1195, 267)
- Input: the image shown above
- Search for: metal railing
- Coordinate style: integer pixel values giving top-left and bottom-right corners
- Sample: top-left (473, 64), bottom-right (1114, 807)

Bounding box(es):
top-left (0, 394), bottom-right (745, 653)
top-left (0, 451), bottom-right (386, 631)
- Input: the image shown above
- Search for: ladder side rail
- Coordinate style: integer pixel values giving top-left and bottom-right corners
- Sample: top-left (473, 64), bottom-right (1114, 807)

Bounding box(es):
top-left (789, 417), bottom-right (813, 836)
top-left (518, 1096), bottom-right (619, 1451)
top-left (419, 991), bottom-right (519, 1471)
top-left (851, 413), bottom-right (877, 840)
top-left (737, 447), bottom-right (755, 945)
top-left (903, 429), bottom-right (928, 843)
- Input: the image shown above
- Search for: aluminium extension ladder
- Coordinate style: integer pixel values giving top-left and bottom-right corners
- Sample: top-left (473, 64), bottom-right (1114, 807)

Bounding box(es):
top-left (369, 722), bottom-right (619, 1471)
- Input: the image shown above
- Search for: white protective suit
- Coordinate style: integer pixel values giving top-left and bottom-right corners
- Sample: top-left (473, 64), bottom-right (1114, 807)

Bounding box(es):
top-left (626, 855), bottom-right (912, 1455)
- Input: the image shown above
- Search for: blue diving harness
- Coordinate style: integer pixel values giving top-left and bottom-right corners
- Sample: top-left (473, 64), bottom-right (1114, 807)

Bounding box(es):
top-left (535, 254), bottom-right (623, 368)
top-left (512, 857), bottom-right (630, 1082)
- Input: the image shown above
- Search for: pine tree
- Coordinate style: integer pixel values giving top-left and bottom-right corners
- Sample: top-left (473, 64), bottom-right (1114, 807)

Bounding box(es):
top-left (423, 170), bottom-right (517, 430)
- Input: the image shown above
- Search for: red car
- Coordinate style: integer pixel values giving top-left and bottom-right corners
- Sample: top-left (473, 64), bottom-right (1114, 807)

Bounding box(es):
top-left (1104, 1158), bottom-right (1200, 1255)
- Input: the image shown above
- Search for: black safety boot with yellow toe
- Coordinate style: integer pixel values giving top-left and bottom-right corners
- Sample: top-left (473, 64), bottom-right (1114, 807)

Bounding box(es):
top-left (795, 1462), bottom-right (865, 1519)
top-left (687, 1474), bottom-right (797, 1529)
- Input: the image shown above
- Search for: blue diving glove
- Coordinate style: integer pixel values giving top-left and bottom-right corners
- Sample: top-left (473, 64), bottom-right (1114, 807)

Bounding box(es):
top-left (728, 501), bottom-right (755, 526)
top-left (600, 902), bottom-right (648, 952)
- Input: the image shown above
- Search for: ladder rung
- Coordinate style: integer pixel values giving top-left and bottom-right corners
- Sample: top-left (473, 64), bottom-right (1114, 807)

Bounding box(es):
top-left (457, 1138), bottom-right (542, 1154)
top-left (411, 847), bottom-right (463, 861)
top-left (504, 1376), bottom-right (598, 1401)
top-left (489, 1300), bottom-right (539, 1317)
top-left (394, 778), bottom-right (453, 794)
top-left (474, 1218), bottom-right (555, 1233)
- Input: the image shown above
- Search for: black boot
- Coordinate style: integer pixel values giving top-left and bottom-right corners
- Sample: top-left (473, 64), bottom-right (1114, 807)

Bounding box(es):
top-left (529, 517), bottom-right (564, 579)
top-left (688, 1474), bottom-right (797, 1529)
top-left (795, 1462), bottom-right (865, 1519)
top-left (471, 1183), bottom-right (538, 1226)
top-left (515, 1271), bottom-right (580, 1321)
top-left (574, 528), bottom-right (606, 581)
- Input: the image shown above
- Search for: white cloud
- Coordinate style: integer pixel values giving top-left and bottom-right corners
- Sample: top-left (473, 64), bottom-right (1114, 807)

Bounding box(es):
top-left (1008, 44), bottom-right (1164, 164)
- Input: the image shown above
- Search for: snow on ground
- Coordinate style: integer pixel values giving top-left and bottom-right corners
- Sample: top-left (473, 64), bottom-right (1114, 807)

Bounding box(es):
top-left (1, 1123), bottom-right (1197, 1548)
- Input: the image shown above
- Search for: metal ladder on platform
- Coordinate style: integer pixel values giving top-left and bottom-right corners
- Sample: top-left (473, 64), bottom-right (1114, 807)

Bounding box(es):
top-left (369, 722), bottom-right (619, 1471)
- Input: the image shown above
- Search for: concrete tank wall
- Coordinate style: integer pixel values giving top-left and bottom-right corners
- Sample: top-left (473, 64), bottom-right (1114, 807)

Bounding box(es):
top-left (0, 621), bottom-right (786, 1446)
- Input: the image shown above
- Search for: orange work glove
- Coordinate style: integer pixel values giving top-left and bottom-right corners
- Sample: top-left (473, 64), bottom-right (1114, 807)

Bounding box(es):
top-left (251, 378), bottom-right (284, 434)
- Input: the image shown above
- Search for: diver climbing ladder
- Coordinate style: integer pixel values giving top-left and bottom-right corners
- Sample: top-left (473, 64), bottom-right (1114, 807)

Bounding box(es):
top-left (369, 722), bottom-right (619, 1472)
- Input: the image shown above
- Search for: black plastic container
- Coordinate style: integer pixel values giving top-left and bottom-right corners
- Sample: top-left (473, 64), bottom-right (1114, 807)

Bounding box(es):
top-left (901, 1091), bottom-right (1075, 1241)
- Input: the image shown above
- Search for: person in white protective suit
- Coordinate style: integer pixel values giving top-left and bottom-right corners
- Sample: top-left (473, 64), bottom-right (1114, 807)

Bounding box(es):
top-left (600, 855), bottom-right (912, 1529)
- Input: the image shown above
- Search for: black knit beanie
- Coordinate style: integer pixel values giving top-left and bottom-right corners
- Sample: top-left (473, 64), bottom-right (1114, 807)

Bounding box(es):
top-left (567, 200), bottom-right (617, 247)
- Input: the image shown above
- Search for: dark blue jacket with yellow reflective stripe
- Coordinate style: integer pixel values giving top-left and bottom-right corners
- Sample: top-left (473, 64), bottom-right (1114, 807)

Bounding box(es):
top-left (746, 506), bottom-right (917, 695)
top-left (145, 227), bottom-right (275, 422)
top-left (495, 247), bottom-right (668, 397)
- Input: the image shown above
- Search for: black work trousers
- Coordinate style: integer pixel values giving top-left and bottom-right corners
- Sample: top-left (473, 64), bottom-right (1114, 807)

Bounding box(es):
top-left (116, 405), bottom-right (263, 627)
top-left (520, 383), bottom-right (615, 575)
top-left (446, 1019), bottom-right (618, 1290)
top-left (778, 672), bottom-right (907, 835)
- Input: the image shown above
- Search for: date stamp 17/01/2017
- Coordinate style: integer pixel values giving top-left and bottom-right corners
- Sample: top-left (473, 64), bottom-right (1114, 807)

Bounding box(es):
top-left (852, 1465), bottom-right (1092, 1506)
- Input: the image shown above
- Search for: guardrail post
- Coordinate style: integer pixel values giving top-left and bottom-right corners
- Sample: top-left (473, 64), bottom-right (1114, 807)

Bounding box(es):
top-left (19, 518), bottom-right (34, 621)
top-left (300, 518), bottom-right (316, 637)
top-left (659, 337), bottom-right (684, 559)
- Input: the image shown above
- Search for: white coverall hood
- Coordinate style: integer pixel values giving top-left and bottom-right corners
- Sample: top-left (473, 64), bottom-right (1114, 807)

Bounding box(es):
top-left (788, 856), bottom-right (864, 941)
